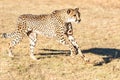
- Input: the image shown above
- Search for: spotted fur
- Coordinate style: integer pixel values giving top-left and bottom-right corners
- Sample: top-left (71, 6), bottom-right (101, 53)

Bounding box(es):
top-left (1, 8), bottom-right (88, 61)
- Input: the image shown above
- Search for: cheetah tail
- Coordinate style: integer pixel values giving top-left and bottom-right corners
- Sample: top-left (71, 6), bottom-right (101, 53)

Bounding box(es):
top-left (0, 33), bottom-right (8, 38)
top-left (0, 32), bottom-right (15, 38)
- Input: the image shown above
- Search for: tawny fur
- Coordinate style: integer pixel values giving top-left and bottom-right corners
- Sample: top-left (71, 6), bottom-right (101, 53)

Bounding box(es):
top-left (1, 8), bottom-right (88, 61)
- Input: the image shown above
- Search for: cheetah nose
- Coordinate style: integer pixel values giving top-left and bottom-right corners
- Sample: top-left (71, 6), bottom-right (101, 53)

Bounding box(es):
top-left (78, 19), bottom-right (81, 23)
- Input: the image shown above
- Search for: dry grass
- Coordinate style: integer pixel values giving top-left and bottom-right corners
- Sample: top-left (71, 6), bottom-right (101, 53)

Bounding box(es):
top-left (0, 0), bottom-right (120, 80)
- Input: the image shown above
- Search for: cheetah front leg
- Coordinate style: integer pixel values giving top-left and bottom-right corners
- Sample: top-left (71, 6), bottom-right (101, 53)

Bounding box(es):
top-left (58, 33), bottom-right (89, 61)
top-left (58, 34), bottom-right (77, 56)
top-left (68, 35), bottom-right (89, 61)
top-left (68, 35), bottom-right (82, 56)
top-left (65, 23), bottom-right (89, 62)
top-left (28, 32), bottom-right (37, 60)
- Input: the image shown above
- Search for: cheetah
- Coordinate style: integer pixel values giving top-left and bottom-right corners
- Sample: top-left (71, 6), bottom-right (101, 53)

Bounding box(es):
top-left (1, 8), bottom-right (88, 61)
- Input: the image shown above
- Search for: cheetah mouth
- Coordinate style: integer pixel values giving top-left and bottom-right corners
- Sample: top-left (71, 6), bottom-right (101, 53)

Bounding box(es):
top-left (76, 21), bottom-right (80, 23)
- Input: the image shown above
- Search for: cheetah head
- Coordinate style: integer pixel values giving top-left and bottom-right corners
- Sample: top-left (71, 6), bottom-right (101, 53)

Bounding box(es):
top-left (66, 8), bottom-right (81, 23)
top-left (52, 8), bottom-right (81, 23)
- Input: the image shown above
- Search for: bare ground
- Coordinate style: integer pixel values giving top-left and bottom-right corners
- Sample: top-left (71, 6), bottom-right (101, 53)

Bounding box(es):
top-left (0, 0), bottom-right (120, 80)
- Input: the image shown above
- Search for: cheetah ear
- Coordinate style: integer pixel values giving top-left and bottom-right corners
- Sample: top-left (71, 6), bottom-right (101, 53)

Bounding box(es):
top-left (75, 8), bottom-right (79, 11)
top-left (67, 9), bottom-right (71, 14)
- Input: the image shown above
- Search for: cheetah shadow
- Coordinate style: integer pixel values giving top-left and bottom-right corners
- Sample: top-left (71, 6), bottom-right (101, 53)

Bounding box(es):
top-left (36, 49), bottom-right (70, 59)
top-left (82, 48), bottom-right (120, 63)
top-left (37, 48), bottom-right (120, 63)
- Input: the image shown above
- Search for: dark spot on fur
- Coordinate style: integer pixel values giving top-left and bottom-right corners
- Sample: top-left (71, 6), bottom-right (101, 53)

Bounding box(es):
top-left (27, 30), bottom-right (32, 36)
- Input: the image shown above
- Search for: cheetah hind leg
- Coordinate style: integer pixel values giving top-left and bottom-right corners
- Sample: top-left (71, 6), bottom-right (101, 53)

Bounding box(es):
top-left (28, 32), bottom-right (38, 60)
top-left (8, 34), bottom-right (23, 58)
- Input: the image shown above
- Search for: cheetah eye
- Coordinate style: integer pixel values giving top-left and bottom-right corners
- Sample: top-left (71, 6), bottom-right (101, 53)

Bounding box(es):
top-left (73, 15), bottom-right (76, 17)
